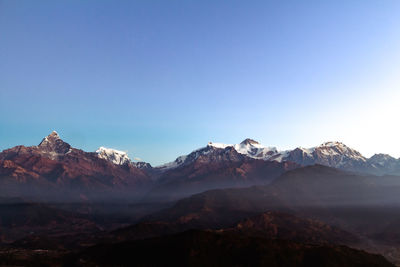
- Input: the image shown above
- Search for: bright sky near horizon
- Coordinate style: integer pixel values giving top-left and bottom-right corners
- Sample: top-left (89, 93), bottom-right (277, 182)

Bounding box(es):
top-left (1, 0), bottom-right (400, 165)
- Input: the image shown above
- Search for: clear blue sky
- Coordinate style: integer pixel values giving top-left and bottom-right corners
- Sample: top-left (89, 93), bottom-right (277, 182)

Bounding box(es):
top-left (1, 0), bottom-right (400, 165)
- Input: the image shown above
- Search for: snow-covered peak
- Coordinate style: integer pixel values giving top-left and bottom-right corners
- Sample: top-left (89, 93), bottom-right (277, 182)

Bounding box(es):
top-left (314, 141), bottom-right (365, 160)
top-left (316, 141), bottom-right (360, 155)
top-left (133, 161), bottom-right (153, 169)
top-left (207, 142), bottom-right (231, 149)
top-left (207, 139), bottom-right (278, 159)
top-left (153, 139), bottom-right (400, 174)
top-left (319, 141), bottom-right (344, 147)
top-left (234, 139), bottom-right (278, 159)
top-left (317, 141), bottom-right (352, 154)
top-left (368, 153), bottom-right (398, 166)
top-left (49, 130), bottom-right (59, 137)
top-left (276, 141), bottom-right (369, 170)
top-left (38, 131), bottom-right (71, 155)
top-left (39, 131), bottom-right (60, 145)
top-left (369, 153), bottom-right (394, 160)
top-left (240, 138), bottom-right (260, 146)
top-left (156, 139), bottom-right (280, 171)
top-left (156, 142), bottom-right (233, 171)
top-left (96, 147), bottom-right (131, 165)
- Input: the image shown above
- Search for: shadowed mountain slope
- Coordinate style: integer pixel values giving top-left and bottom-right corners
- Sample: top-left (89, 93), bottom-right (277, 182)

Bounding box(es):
top-left (226, 211), bottom-right (359, 245)
top-left (147, 145), bottom-right (298, 200)
top-left (0, 198), bottom-right (99, 244)
top-left (66, 230), bottom-right (393, 267)
top-left (151, 165), bottom-right (400, 227)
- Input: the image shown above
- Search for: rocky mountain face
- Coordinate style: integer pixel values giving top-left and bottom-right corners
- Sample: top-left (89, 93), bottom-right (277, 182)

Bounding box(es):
top-left (0, 132), bottom-right (151, 201)
top-left (133, 161), bottom-right (153, 169)
top-left (155, 144), bottom-right (246, 172)
top-left (37, 131), bottom-right (72, 156)
top-left (281, 141), bottom-right (372, 174)
top-left (367, 154), bottom-right (400, 174)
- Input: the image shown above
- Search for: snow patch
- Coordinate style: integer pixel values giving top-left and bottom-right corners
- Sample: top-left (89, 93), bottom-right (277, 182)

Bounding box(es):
top-left (96, 147), bottom-right (131, 165)
top-left (207, 142), bottom-right (231, 149)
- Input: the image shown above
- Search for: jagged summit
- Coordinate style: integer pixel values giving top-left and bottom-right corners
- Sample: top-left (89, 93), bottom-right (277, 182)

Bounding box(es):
top-left (369, 153), bottom-right (395, 161)
top-left (367, 153), bottom-right (399, 170)
top-left (240, 138), bottom-right (260, 145)
top-left (38, 131), bottom-right (71, 154)
top-left (39, 131), bottom-right (60, 144)
top-left (49, 130), bottom-right (59, 137)
top-left (319, 141), bottom-right (344, 147)
top-left (316, 141), bottom-right (357, 153)
top-left (234, 139), bottom-right (277, 159)
top-left (315, 141), bottom-right (365, 159)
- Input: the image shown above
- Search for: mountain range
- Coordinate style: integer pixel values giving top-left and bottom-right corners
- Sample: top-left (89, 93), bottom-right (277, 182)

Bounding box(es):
top-left (1, 131), bottom-right (400, 265)
top-left (0, 131), bottom-right (151, 201)
top-left (155, 138), bottom-right (400, 176)
top-left (1, 131), bottom-right (400, 201)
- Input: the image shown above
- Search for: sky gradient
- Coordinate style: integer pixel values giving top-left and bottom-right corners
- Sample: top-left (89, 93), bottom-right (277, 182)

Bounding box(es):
top-left (1, 0), bottom-right (400, 165)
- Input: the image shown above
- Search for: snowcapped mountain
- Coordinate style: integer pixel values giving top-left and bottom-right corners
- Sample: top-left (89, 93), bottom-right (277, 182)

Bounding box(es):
top-left (0, 131), bottom-right (151, 201)
top-left (368, 153), bottom-right (398, 167)
top-left (233, 139), bottom-right (278, 159)
top-left (95, 147), bottom-right (153, 169)
top-left (154, 138), bottom-right (305, 172)
top-left (37, 131), bottom-right (72, 159)
top-left (18, 132), bottom-right (400, 175)
top-left (96, 147), bottom-right (131, 165)
top-left (2, 130), bottom-right (400, 191)
top-left (155, 143), bottom-right (246, 172)
top-left (1, 131), bottom-right (400, 202)
top-left (155, 139), bottom-right (400, 175)
top-left (281, 141), bottom-right (368, 170)
top-left (133, 161), bottom-right (153, 169)
top-left (367, 154), bottom-right (400, 174)
top-left (149, 144), bottom-right (297, 200)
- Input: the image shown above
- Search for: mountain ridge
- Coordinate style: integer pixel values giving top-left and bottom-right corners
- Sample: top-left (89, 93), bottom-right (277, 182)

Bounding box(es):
top-left (2, 131), bottom-right (398, 175)
top-left (0, 132), bottom-right (151, 201)
top-left (153, 139), bottom-right (400, 176)
top-left (1, 131), bottom-right (400, 201)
